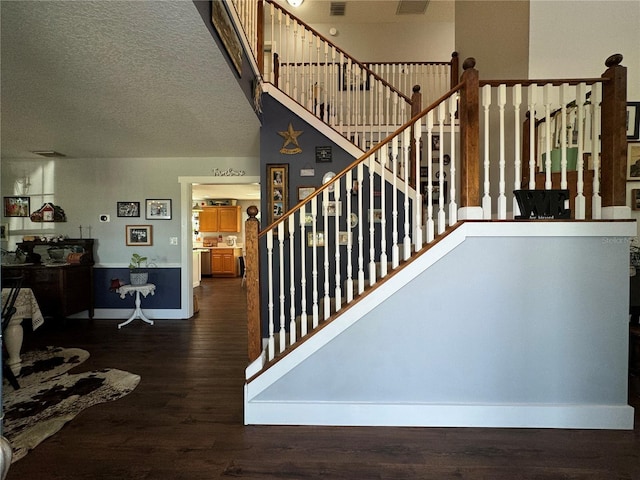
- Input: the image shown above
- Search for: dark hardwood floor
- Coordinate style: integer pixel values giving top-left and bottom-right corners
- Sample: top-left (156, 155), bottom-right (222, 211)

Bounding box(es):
top-left (7, 277), bottom-right (640, 479)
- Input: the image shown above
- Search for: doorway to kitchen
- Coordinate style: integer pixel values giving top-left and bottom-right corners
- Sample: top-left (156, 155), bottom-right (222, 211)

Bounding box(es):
top-left (178, 176), bottom-right (260, 319)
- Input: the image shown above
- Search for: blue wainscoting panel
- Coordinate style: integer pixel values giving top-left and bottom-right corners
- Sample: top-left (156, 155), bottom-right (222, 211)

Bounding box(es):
top-left (94, 267), bottom-right (181, 309)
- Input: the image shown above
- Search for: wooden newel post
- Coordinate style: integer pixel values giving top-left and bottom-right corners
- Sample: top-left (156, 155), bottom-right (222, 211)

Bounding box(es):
top-left (450, 51), bottom-right (459, 88)
top-left (458, 57), bottom-right (480, 211)
top-left (410, 85), bottom-right (422, 188)
top-left (600, 53), bottom-right (627, 211)
top-left (245, 206), bottom-right (261, 362)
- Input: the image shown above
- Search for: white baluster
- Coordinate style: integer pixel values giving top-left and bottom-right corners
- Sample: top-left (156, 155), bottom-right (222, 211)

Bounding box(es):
top-left (299, 205), bottom-right (308, 337)
top-left (560, 83), bottom-right (569, 190)
top-left (575, 83), bottom-right (587, 219)
top-left (438, 102), bottom-right (447, 232)
top-left (425, 110), bottom-right (435, 243)
top-left (448, 93), bottom-right (458, 224)
top-left (414, 116), bottom-right (423, 251)
top-left (357, 163), bottom-right (365, 294)
top-left (482, 84), bottom-right (492, 219)
top-left (591, 83), bottom-right (602, 219)
top-left (513, 84), bottom-right (522, 218)
top-left (322, 189), bottom-right (331, 320)
top-left (288, 215), bottom-right (296, 345)
top-left (368, 155), bottom-right (377, 286)
top-left (334, 177), bottom-right (342, 311)
top-left (528, 84), bottom-right (538, 190)
top-left (266, 230), bottom-right (275, 360)
top-left (292, 22), bottom-right (298, 101)
top-left (311, 197), bottom-right (319, 328)
top-left (543, 84), bottom-right (552, 189)
top-left (379, 145), bottom-right (388, 278)
top-left (284, 14), bottom-right (290, 97)
top-left (345, 171), bottom-right (354, 303)
top-left (402, 128), bottom-right (411, 260)
top-left (391, 137), bottom-right (400, 268)
top-left (497, 84), bottom-right (507, 219)
top-left (278, 222), bottom-right (286, 353)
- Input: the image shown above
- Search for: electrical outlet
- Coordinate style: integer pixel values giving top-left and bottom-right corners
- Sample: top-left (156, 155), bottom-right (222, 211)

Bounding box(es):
top-left (169, 236), bottom-right (178, 245)
top-left (99, 214), bottom-right (110, 222)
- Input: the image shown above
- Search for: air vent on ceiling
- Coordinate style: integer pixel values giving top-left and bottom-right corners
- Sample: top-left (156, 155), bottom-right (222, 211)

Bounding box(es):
top-left (396, 0), bottom-right (429, 15)
top-left (330, 2), bottom-right (346, 16)
top-left (31, 150), bottom-right (67, 158)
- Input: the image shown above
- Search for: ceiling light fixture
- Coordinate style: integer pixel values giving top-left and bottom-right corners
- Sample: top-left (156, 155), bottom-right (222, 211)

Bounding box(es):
top-left (287, 0), bottom-right (304, 7)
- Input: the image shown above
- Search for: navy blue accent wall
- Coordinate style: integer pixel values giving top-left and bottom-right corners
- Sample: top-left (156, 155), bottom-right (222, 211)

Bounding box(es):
top-left (258, 94), bottom-right (411, 336)
top-left (94, 268), bottom-right (181, 309)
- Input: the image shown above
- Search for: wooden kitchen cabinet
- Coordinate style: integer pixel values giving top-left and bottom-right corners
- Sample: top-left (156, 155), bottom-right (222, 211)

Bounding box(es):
top-left (199, 206), bottom-right (240, 232)
top-left (211, 247), bottom-right (241, 277)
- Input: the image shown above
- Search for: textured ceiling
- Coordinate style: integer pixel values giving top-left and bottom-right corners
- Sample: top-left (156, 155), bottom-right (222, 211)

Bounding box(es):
top-left (0, 0), bottom-right (260, 160)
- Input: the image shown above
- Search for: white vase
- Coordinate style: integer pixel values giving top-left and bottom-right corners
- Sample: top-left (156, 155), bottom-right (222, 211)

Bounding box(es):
top-left (130, 271), bottom-right (148, 285)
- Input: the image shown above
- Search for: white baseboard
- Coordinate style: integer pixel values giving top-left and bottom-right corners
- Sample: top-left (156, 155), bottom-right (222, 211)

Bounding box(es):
top-left (244, 399), bottom-right (635, 430)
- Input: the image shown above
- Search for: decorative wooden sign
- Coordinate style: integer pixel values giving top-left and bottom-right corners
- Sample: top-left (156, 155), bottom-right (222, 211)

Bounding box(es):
top-left (514, 190), bottom-right (571, 219)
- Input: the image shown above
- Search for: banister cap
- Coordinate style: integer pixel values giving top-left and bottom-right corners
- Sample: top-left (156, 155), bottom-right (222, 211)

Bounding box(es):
top-left (462, 57), bottom-right (476, 70)
top-left (605, 53), bottom-right (623, 68)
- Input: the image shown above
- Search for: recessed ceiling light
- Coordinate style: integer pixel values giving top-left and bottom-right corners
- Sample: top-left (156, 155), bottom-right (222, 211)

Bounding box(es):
top-left (31, 150), bottom-right (66, 158)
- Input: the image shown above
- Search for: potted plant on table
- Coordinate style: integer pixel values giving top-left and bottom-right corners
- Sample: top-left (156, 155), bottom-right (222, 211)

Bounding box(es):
top-left (129, 253), bottom-right (149, 285)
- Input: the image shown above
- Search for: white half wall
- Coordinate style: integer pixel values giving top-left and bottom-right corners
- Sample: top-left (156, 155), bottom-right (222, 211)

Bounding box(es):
top-left (246, 221), bottom-right (636, 429)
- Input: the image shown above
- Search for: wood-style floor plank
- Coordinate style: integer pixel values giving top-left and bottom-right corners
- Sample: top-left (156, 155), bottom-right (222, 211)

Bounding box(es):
top-left (6, 277), bottom-right (640, 479)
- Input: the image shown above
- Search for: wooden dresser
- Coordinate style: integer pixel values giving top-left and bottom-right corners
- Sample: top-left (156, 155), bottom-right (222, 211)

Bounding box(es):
top-left (2, 238), bottom-right (95, 320)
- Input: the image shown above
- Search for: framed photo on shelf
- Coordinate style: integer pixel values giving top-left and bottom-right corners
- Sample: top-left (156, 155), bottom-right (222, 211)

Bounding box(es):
top-left (267, 164), bottom-right (288, 225)
top-left (126, 225), bottom-right (153, 246)
top-left (298, 186), bottom-right (316, 201)
top-left (117, 201), bottom-right (140, 217)
top-left (146, 199), bottom-right (171, 220)
top-left (627, 143), bottom-right (640, 180)
top-left (422, 181), bottom-right (448, 204)
top-left (3, 196), bottom-right (29, 217)
top-left (628, 102), bottom-right (640, 140)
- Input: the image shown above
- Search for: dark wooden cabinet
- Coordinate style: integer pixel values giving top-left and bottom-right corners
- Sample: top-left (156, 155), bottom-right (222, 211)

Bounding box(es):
top-left (2, 239), bottom-right (95, 320)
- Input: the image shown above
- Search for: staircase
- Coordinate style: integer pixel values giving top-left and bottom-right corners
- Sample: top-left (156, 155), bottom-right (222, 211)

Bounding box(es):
top-left (225, 0), bottom-right (634, 429)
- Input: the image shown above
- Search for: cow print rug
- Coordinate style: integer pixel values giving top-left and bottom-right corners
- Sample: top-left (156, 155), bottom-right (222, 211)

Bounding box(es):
top-left (2, 346), bottom-right (140, 463)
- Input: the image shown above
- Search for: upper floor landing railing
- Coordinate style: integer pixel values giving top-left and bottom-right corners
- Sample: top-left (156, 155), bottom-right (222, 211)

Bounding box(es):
top-left (230, 0), bottom-right (456, 150)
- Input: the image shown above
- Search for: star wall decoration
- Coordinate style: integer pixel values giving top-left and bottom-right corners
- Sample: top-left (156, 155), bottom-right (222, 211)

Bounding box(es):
top-left (278, 122), bottom-right (303, 154)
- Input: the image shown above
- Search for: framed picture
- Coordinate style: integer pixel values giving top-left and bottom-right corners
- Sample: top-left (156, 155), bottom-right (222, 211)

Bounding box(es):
top-left (1, 223), bottom-right (8, 240)
top-left (3, 196), bottom-right (30, 217)
top-left (267, 164), bottom-right (288, 225)
top-left (627, 143), bottom-right (640, 180)
top-left (126, 225), bottom-right (153, 246)
top-left (628, 102), bottom-right (640, 140)
top-left (423, 181), bottom-right (448, 204)
top-left (307, 231), bottom-right (325, 247)
top-left (298, 186), bottom-right (316, 201)
top-left (339, 64), bottom-right (370, 91)
top-left (368, 209), bottom-right (383, 223)
top-left (632, 189), bottom-right (640, 210)
top-left (338, 231), bottom-right (351, 246)
top-left (431, 135), bottom-right (440, 152)
top-left (211, 0), bottom-right (242, 75)
top-left (117, 201), bottom-right (140, 217)
top-left (146, 199), bottom-right (171, 220)
top-left (420, 166), bottom-right (429, 178)
top-left (322, 200), bottom-right (342, 216)
top-left (316, 146), bottom-right (332, 163)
